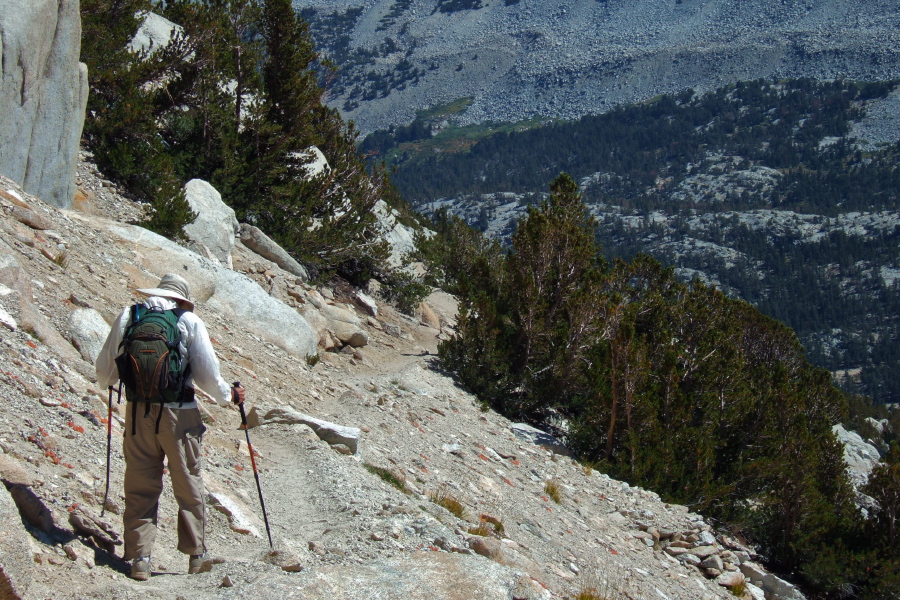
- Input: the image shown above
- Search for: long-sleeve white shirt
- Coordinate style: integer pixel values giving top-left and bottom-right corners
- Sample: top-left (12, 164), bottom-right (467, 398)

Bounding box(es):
top-left (95, 297), bottom-right (232, 407)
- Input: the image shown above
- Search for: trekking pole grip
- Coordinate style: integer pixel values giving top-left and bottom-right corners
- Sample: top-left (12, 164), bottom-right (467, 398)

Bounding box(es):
top-left (233, 381), bottom-right (248, 426)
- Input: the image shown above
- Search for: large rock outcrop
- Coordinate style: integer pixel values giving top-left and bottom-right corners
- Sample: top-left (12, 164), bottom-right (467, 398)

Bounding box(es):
top-left (0, 0), bottom-right (88, 209)
top-left (183, 179), bottom-right (239, 265)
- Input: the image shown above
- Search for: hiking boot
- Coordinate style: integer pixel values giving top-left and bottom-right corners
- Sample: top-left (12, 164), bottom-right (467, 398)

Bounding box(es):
top-left (130, 557), bottom-right (151, 581)
top-left (188, 553), bottom-right (209, 574)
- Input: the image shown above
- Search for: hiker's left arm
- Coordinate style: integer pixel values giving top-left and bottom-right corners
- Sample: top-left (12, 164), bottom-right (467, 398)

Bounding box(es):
top-left (95, 307), bottom-right (129, 388)
top-left (183, 314), bottom-right (232, 407)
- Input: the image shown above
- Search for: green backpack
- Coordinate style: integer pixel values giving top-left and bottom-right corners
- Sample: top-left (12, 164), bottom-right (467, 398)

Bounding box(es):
top-left (115, 304), bottom-right (191, 406)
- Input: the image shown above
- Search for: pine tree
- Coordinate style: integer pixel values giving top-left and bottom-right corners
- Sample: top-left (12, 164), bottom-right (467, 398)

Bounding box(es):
top-left (81, 0), bottom-right (196, 237)
top-left (865, 443), bottom-right (900, 556)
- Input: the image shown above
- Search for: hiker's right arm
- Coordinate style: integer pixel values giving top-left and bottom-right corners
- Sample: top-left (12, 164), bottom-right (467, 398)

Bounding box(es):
top-left (95, 307), bottom-right (130, 388)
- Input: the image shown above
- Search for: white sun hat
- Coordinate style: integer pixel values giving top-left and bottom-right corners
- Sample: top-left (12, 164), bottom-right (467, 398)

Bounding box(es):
top-left (136, 273), bottom-right (194, 311)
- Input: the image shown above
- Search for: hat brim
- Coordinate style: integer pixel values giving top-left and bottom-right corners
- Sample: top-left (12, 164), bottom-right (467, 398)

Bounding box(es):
top-left (136, 288), bottom-right (195, 311)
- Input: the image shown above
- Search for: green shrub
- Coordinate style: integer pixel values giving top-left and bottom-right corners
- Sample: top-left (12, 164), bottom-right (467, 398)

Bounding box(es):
top-left (380, 270), bottom-right (430, 315)
top-left (363, 464), bottom-right (407, 492)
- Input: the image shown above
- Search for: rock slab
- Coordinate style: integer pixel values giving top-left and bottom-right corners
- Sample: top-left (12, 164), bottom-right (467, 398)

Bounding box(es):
top-left (510, 423), bottom-right (571, 456)
top-left (0, 0), bottom-right (88, 208)
top-left (251, 407), bottom-right (361, 454)
top-left (0, 484), bottom-right (33, 599)
top-left (183, 179), bottom-right (239, 265)
top-left (68, 308), bottom-right (111, 364)
top-left (239, 224), bottom-right (309, 281)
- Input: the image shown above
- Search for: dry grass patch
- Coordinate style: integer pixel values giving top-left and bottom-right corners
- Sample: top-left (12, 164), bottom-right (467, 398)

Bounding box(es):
top-left (428, 483), bottom-right (467, 519)
top-left (575, 569), bottom-right (632, 600)
top-left (544, 478), bottom-right (562, 503)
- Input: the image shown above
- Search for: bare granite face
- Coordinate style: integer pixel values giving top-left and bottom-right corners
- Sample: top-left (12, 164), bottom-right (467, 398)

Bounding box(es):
top-left (0, 0), bottom-right (88, 209)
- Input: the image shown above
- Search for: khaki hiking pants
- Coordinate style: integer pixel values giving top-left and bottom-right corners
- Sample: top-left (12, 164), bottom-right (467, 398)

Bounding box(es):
top-left (123, 403), bottom-right (207, 560)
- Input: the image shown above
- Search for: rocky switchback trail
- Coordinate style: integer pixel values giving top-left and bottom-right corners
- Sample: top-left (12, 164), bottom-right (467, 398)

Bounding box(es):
top-left (0, 156), bottom-right (805, 599)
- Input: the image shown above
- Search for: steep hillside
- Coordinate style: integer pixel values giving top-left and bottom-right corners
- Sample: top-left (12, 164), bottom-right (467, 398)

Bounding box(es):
top-left (0, 155), bottom-right (812, 599)
top-left (295, 0), bottom-right (900, 135)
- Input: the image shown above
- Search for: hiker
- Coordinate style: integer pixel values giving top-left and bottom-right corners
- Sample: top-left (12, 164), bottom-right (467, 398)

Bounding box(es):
top-left (95, 273), bottom-right (245, 581)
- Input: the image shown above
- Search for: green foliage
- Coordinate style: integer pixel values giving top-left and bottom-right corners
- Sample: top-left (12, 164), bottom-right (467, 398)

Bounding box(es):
top-left (864, 444), bottom-right (900, 557)
top-left (363, 463), bottom-right (407, 492)
top-left (81, 0), bottom-right (403, 277)
top-left (142, 156), bottom-right (196, 239)
top-left (435, 0), bottom-right (484, 13)
top-left (385, 77), bottom-right (900, 404)
top-left (80, 0), bottom-right (197, 236)
top-left (379, 270), bottom-right (430, 315)
top-left (423, 173), bottom-right (892, 597)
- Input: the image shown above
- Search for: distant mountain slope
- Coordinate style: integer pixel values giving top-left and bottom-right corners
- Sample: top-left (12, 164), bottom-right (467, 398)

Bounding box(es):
top-left (295, 0), bottom-right (900, 135)
top-left (385, 78), bottom-right (900, 403)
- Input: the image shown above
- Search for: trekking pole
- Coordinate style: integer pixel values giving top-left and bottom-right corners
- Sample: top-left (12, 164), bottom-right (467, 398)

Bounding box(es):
top-left (234, 382), bottom-right (274, 548)
top-left (101, 385), bottom-right (114, 517)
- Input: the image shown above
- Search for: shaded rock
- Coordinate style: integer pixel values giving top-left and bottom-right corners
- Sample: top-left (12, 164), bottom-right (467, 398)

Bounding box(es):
top-left (0, 303), bottom-right (15, 331)
top-left (62, 539), bottom-right (95, 568)
top-left (263, 550), bottom-right (304, 573)
top-left (866, 417), bottom-right (891, 436)
top-left (129, 11), bottom-right (180, 55)
top-left (689, 545), bottom-right (719, 559)
top-left (68, 308), bottom-right (111, 364)
top-left (330, 320), bottom-right (368, 348)
top-left (68, 509), bottom-right (120, 553)
top-left (740, 561), bottom-right (806, 600)
top-left (698, 530), bottom-right (716, 546)
top-left (320, 304), bottom-right (361, 326)
top-left (7, 484), bottom-right (53, 532)
top-left (10, 206), bottom-right (52, 230)
top-left (700, 555), bottom-right (723, 571)
top-left (0, 484), bottom-right (33, 598)
top-left (1, 239), bottom-right (88, 372)
top-left (354, 291), bottom-right (378, 317)
top-left (183, 179), bottom-right (238, 265)
top-left (715, 571), bottom-right (745, 588)
top-left (510, 423), bottom-right (571, 456)
top-left (292, 146), bottom-right (329, 179)
top-left (746, 582), bottom-right (766, 600)
top-left (0, 0), bottom-right (88, 208)
top-left (239, 224), bottom-right (308, 281)
top-left (373, 200), bottom-right (423, 268)
top-left (468, 536), bottom-right (503, 560)
top-left (250, 407), bottom-right (361, 454)
top-left (833, 423), bottom-right (882, 489)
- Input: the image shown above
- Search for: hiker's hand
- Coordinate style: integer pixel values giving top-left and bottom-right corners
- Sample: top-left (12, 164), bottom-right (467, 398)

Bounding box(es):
top-left (231, 383), bottom-right (245, 405)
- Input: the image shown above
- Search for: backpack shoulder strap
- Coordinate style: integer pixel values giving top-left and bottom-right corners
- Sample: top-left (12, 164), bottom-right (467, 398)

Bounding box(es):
top-left (119, 304), bottom-right (142, 352)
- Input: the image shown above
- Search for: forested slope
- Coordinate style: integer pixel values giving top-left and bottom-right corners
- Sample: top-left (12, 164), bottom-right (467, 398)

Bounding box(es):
top-left (373, 79), bottom-right (900, 404)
